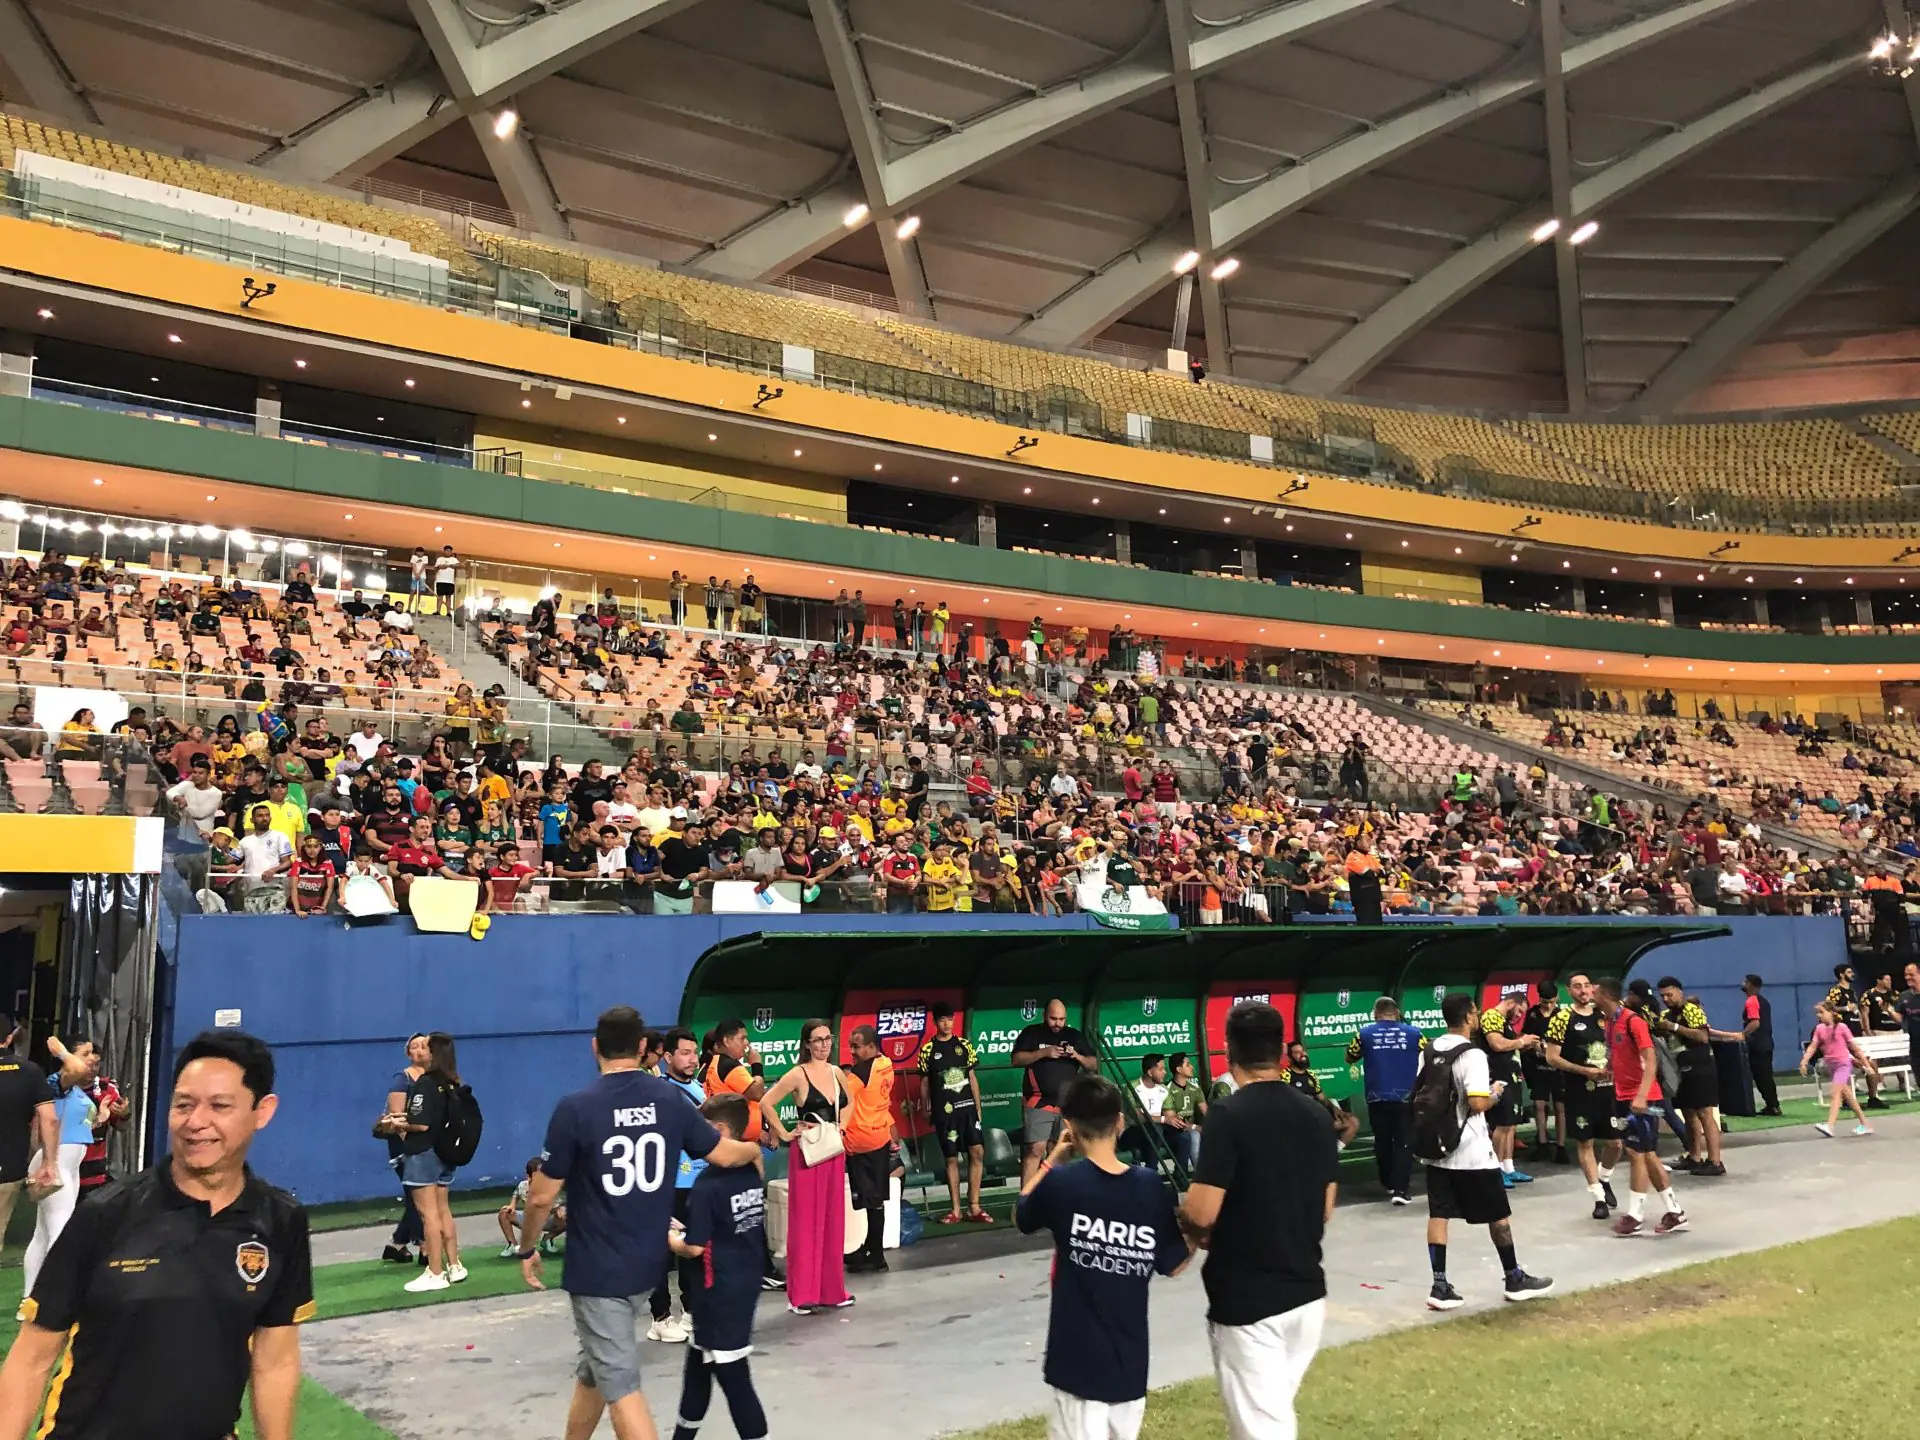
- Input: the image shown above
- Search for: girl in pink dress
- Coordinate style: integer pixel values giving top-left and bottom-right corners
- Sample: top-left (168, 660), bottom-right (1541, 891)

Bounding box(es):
top-left (1798, 1001), bottom-right (1877, 1137)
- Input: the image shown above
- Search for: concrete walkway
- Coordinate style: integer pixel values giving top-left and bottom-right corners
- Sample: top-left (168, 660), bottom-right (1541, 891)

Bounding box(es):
top-left (302, 1112), bottom-right (1920, 1440)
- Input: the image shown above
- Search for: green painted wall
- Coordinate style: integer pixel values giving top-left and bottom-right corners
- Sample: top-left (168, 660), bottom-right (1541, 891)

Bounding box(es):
top-left (8, 395), bottom-right (1920, 665)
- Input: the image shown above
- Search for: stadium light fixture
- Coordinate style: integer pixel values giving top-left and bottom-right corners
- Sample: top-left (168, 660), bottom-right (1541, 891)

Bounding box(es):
top-left (492, 110), bottom-right (520, 141)
top-left (895, 215), bottom-right (922, 241)
top-left (843, 203), bottom-right (869, 227)
top-left (1209, 257), bottom-right (1240, 281)
top-left (1530, 218), bottom-right (1561, 243)
top-left (1172, 250), bottom-right (1200, 276)
top-left (1568, 221), bottom-right (1599, 246)
top-left (34, 307), bottom-right (52, 320)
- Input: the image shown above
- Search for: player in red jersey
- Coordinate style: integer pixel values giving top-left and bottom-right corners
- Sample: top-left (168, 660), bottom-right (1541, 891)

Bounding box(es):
top-left (1593, 978), bottom-right (1688, 1239)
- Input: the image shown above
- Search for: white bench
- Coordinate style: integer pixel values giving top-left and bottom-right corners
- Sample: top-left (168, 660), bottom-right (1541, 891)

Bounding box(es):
top-left (1856, 1033), bottom-right (1914, 1099)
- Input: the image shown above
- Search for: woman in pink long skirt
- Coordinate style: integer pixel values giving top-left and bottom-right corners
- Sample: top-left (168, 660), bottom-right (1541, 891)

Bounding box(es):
top-left (761, 1018), bottom-right (855, 1314)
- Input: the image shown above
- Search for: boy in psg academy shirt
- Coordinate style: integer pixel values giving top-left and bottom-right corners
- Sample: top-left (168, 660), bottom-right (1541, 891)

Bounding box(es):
top-left (666, 1093), bottom-right (770, 1440)
top-left (516, 1007), bottom-right (760, 1440)
top-left (1017, 1073), bottom-right (1189, 1440)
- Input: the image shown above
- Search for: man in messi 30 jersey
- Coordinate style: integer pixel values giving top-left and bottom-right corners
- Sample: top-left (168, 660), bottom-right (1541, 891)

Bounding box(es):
top-left (518, 1007), bottom-right (759, 1440)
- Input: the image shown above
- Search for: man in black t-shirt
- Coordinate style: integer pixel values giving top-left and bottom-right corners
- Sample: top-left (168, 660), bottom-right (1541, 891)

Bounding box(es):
top-left (1180, 1002), bottom-right (1337, 1440)
top-left (0, 1018), bottom-right (58, 1265)
top-left (655, 822), bottom-right (709, 916)
top-left (1010, 1000), bottom-right (1097, 1186)
top-left (0, 1030), bottom-right (312, 1440)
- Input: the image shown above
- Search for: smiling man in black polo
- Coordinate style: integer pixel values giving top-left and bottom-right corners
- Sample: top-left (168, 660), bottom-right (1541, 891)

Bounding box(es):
top-left (0, 1030), bottom-right (313, 1440)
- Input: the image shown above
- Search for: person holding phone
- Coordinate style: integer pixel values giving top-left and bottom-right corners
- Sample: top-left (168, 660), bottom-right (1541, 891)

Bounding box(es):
top-left (759, 1020), bottom-right (853, 1316)
top-left (1010, 1000), bottom-right (1099, 1189)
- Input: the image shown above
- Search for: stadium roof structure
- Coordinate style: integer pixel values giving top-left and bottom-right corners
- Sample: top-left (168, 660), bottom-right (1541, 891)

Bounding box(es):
top-left (1, 0), bottom-right (1915, 415)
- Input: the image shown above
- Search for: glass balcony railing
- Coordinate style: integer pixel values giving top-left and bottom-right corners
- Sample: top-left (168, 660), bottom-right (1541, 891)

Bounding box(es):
top-left (8, 180), bottom-right (1920, 536)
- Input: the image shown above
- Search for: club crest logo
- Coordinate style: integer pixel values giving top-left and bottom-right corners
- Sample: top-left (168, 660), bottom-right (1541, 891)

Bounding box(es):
top-left (1021, 998), bottom-right (1040, 1021)
top-left (1433, 985), bottom-right (1446, 1003)
top-left (1337, 989), bottom-right (1351, 1007)
top-left (876, 1004), bottom-right (930, 1062)
top-left (235, 1240), bottom-right (270, 1285)
top-left (753, 1008), bottom-right (774, 1033)
top-left (1142, 996), bottom-right (1159, 1017)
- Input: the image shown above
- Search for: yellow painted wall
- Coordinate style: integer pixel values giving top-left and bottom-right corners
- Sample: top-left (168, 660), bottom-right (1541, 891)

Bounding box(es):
top-left (0, 214), bottom-right (1903, 569)
top-left (474, 420), bottom-right (847, 520)
top-left (1361, 553), bottom-right (1484, 603)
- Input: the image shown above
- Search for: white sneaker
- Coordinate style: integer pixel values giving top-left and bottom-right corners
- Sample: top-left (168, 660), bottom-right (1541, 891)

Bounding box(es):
top-left (499, 1244), bottom-right (520, 1258)
top-left (404, 1270), bottom-right (451, 1293)
top-left (647, 1316), bottom-right (688, 1343)
top-left (447, 1263), bottom-right (469, 1284)
top-left (1853, 1124), bottom-right (1873, 1136)
top-left (1814, 1122), bottom-right (1833, 1138)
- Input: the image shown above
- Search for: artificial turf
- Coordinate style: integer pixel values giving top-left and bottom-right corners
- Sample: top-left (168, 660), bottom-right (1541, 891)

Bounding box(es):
top-left (954, 1214), bottom-right (1920, 1440)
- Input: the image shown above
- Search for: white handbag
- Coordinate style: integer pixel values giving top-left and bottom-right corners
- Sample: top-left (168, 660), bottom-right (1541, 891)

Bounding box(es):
top-left (795, 1069), bottom-right (845, 1167)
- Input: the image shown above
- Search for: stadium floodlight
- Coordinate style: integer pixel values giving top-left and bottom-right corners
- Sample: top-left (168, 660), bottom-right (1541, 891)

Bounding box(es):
top-left (198, 523), bottom-right (220, 540)
top-left (1172, 250), bottom-right (1200, 275)
top-left (1209, 256), bottom-right (1240, 280)
top-left (895, 214), bottom-right (922, 240)
top-left (843, 203), bottom-right (869, 227)
top-left (492, 109), bottom-right (520, 141)
top-left (228, 530), bottom-right (256, 549)
top-left (1568, 220), bottom-right (1599, 246)
top-left (1530, 218), bottom-right (1561, 243)
top-left (1872, 34), bottom-right (1897, 62)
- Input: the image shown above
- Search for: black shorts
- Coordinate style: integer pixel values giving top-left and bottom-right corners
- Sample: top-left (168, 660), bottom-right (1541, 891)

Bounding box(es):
top-left (846, 1146), bottom-right (892, 1209)
top-left (1488, 1082), bottom-right (1522, 1129)
top-left (933, 1101), bottom-right (983, 1158)
top-left (1425, 1166), bottom-right (1511, 1226)
top-left (1676, 1062), bottom-right (1718, 1112)
top-left (435, 581), bottom-right (455, 598)
top-left (1522, 1061), bottom-right (1561, 1103)
top-left (1566, 1082), bottom-right (1616, 1144)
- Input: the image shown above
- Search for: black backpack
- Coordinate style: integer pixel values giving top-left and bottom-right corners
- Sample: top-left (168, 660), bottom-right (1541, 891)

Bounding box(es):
top-left (434, 1082), bottom-right (484, 1167)
top-left (1409, 1045), bottom-right (1469, 1162)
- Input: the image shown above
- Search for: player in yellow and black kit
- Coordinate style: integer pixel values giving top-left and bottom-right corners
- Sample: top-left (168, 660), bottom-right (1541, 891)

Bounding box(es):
top-left (918, 1002), bottom-right (988, 1223)
top-left (1543, 975), bottom-right (1622, 1221)
top-left (1285, 1041), bottom-right (1359, 1146)
top-left (1655, 978), bottom-right (1736, 1177)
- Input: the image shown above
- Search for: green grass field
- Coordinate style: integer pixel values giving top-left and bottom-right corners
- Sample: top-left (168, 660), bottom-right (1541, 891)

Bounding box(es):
top-left (956, 1215), bottom-right (1920, 1440)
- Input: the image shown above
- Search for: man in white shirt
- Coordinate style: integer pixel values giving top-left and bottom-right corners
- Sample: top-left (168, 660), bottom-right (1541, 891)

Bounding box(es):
top-left (606, 781), bottom-right (640, 831)
top-left (433, 547), bottom-right (460, 616)
top-left (345, 720), bottom-right (386, 766)
top-left (236, 804), bottom-right (294, 911)
top-left (1420, 994), bottom-right (1553, 1312)
top-left (165, 754), bottom-right (225, 838)
top-left (1048, 762), bottom-right (1080, 802)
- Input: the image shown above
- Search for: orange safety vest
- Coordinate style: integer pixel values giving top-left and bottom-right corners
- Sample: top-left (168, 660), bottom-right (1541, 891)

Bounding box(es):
top-left (704, 1053), bottom-right (762, 1143)
top-left (843, 1054), bottom-right (894, 1154)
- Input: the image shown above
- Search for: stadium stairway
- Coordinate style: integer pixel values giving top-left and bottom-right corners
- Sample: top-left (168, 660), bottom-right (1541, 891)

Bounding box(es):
top-left (1360, 694), bottom-right (1841, 860)
top-left (421, 615), bottom-right (628, 768)
top-left (1838, 416), bottom-right (1920, 479)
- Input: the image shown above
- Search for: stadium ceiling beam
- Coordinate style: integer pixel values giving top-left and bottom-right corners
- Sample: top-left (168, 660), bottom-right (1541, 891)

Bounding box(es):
top-left (1187, 0), bottom-right (1402, 79)
top-left (1542, 0), bottom-right (1588, 415)
top-left (1166, 0), bottom-right (1231, 373)
top-left (1287, 50), bottom-right (1860, 397)
top-left (690, 176), bottom-right (870, 282)
top-left (467, 113), bottom-right (568, 239)
top-left (807, 0), bottom-right (930, 315)
top-left (0, 0), bottom-right (98, 127)
top-left (1626, 174), bottom-right (1920, 416)
top-left (1014, 0), bottom-right (1763, 349)
top-left (254, 0), bottom-right (705, 194)
top-left (1883, 0), bottom-right (1920, 153)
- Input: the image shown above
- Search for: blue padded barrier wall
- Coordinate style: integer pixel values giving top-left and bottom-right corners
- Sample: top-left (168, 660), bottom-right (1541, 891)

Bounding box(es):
top-left (160, 911), bottom-right (1106, 1204)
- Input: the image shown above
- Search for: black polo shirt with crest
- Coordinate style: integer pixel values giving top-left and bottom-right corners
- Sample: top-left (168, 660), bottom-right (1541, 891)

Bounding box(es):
top-left (23, 1162), bottom-right (314, 1440)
